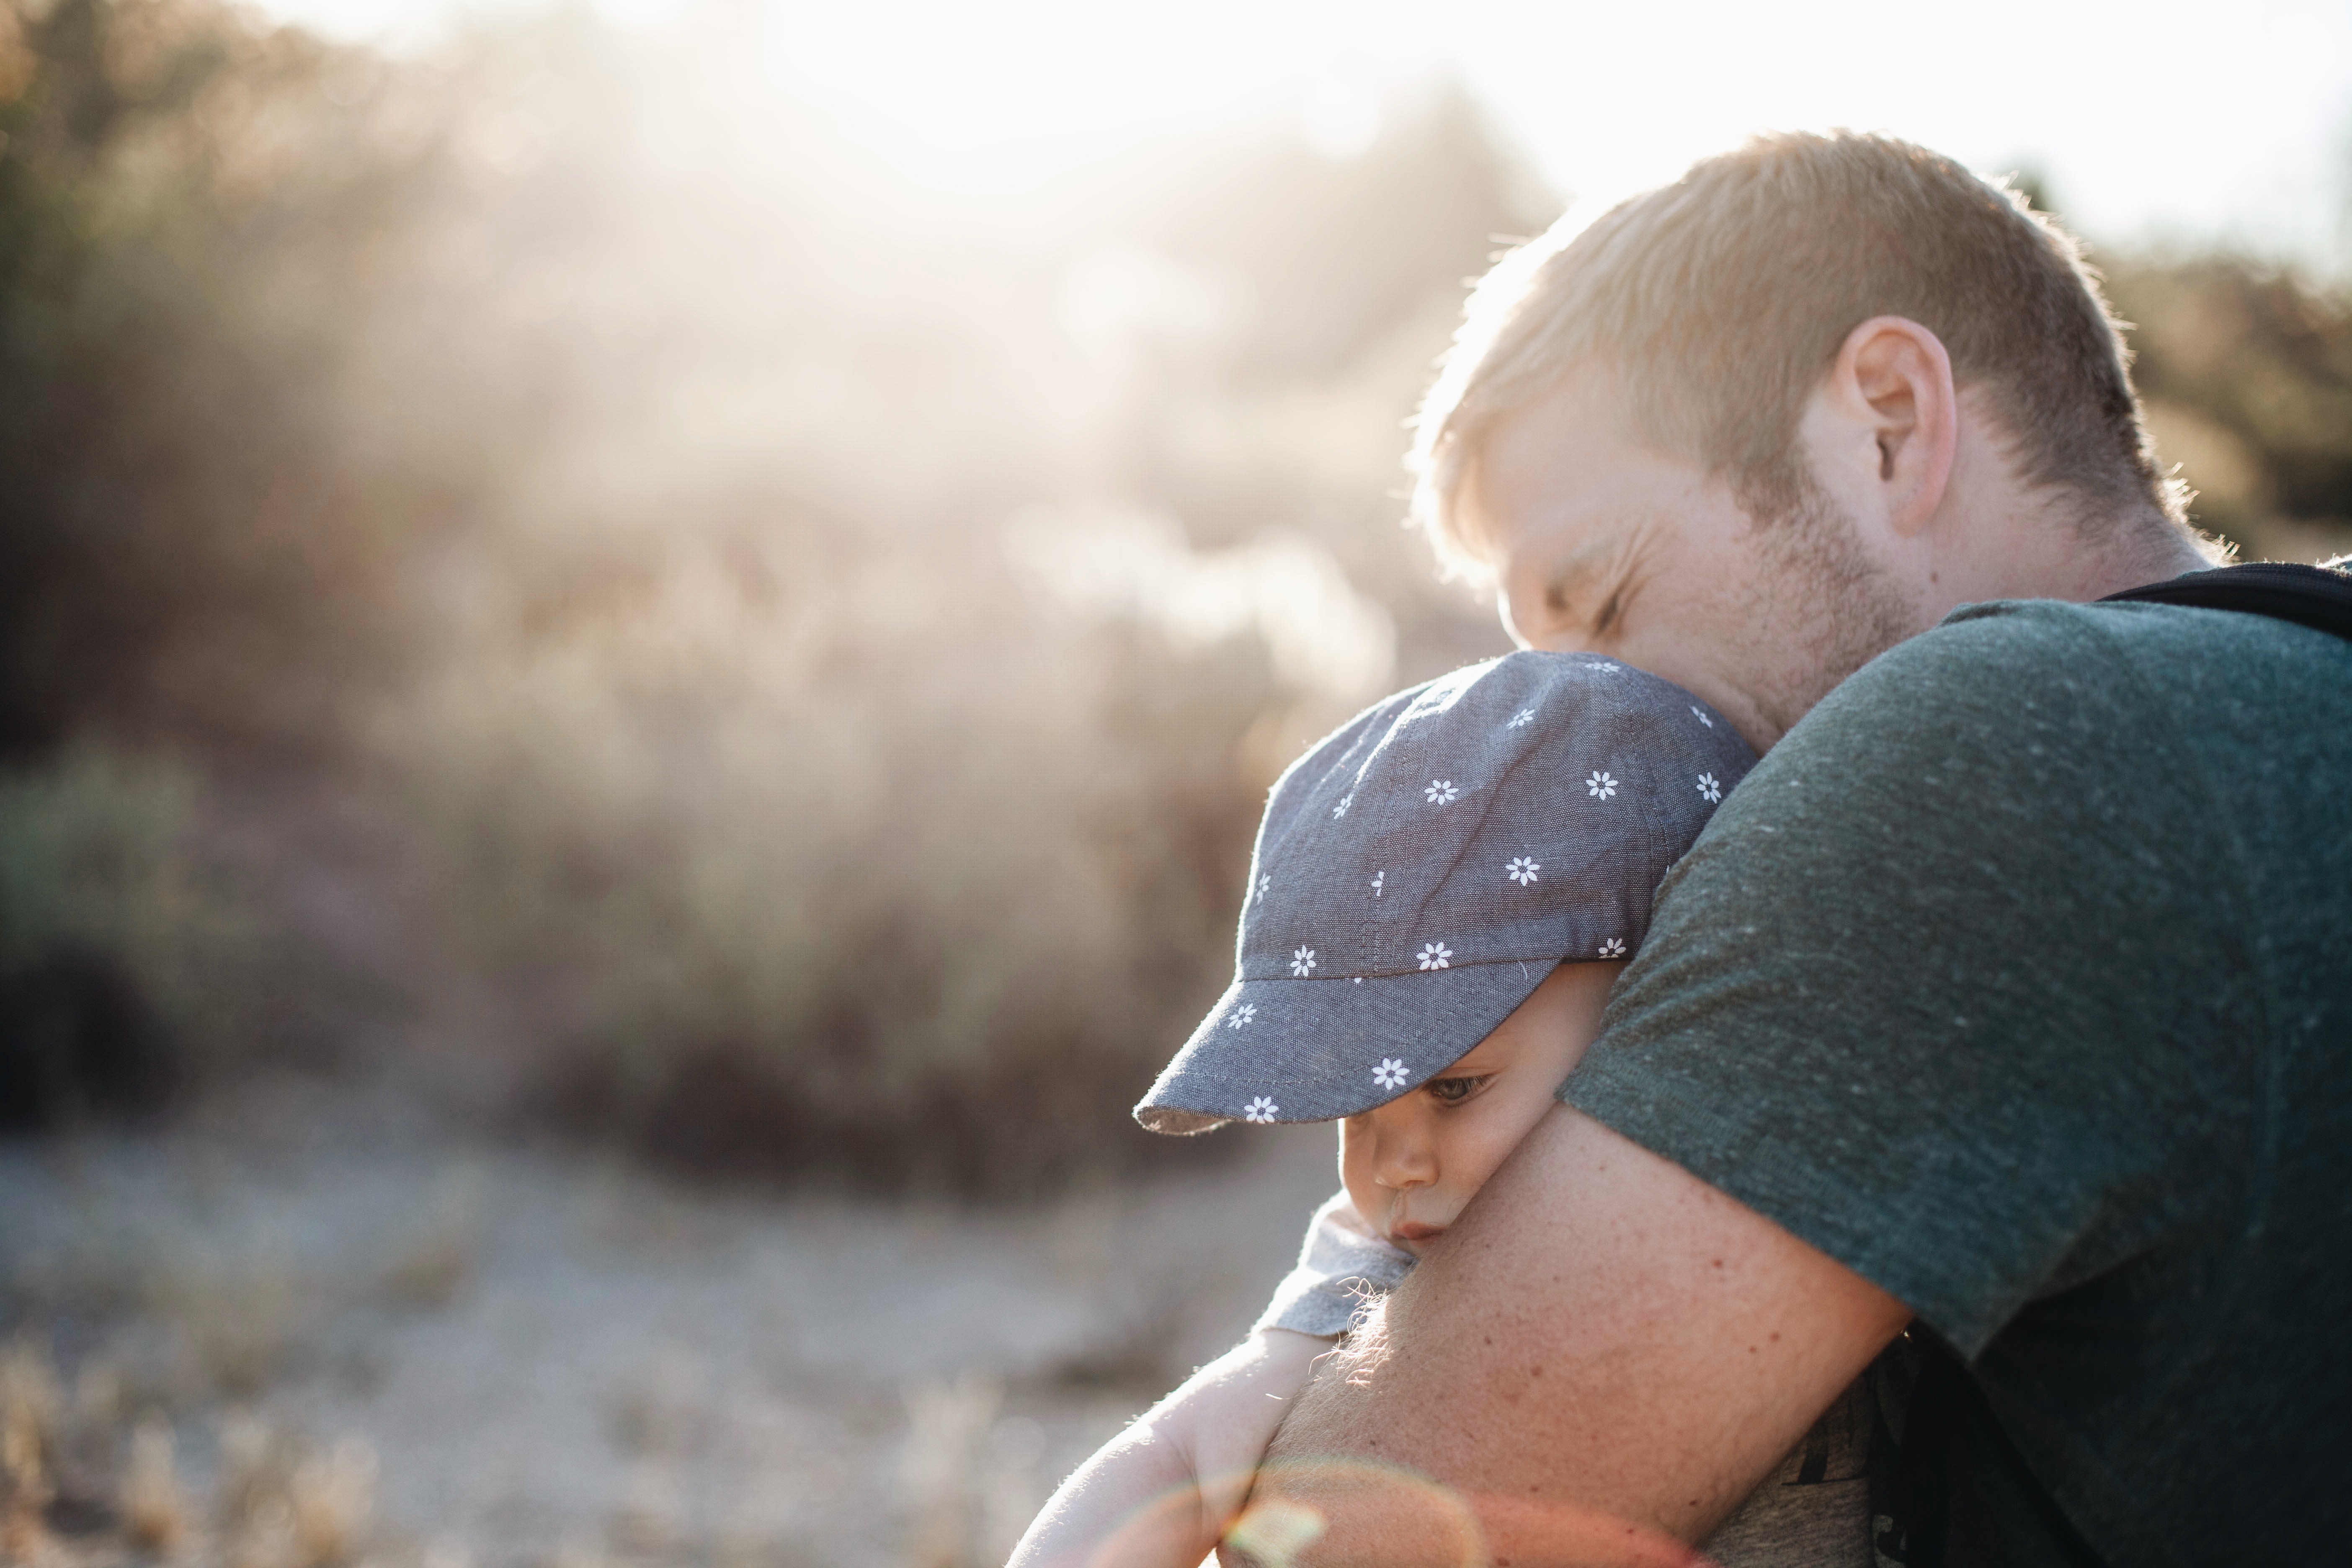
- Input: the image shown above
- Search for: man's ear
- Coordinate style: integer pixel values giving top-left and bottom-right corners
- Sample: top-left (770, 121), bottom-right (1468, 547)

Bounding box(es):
top-left (1812, 316), bottom-right (1957, 539)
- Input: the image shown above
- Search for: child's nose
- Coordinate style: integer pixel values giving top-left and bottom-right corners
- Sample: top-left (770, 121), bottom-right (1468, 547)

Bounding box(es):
top-left (1372, 1118), bottom-right (1437, 1189)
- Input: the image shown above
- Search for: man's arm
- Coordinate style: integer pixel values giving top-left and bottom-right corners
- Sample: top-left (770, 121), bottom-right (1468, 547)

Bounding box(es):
top-left (1237, 1105), bottom-right (1911, 1567)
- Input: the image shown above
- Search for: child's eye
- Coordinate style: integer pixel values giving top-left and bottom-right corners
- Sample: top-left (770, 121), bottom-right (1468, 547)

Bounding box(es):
top-left (1425, 1075), bottom-right (1490, 1106)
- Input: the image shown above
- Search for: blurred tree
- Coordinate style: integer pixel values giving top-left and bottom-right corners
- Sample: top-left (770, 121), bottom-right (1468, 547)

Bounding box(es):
top-left (1066, 82), bottom-right (1551, 681)
top-left (2111, 258), bottom-right (2352, 560)
top-left (0, 0), bottom-right (502, 756)
top-left (2002, 167), bottom-right (2349, 562)
top-left (1115, 80), bottom-right (1551, 382)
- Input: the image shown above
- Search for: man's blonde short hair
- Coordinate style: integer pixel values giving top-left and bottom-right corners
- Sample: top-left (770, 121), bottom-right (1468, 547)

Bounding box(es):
top-left (1411, 132), bottom-right (2184, 577)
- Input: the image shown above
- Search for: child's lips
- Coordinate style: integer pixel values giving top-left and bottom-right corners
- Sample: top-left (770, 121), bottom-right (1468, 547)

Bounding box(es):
top-left (1391, 1220), bottom-right (1444, 1245)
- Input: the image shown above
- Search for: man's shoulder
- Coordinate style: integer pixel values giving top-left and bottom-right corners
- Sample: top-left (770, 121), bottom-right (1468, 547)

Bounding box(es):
top-left (1678, 590), bottom-right (2352, 928)
top-left (1778, 592), bottom-right (2352, 766)
top-left (1934, 589), bottom-right (2352, 667)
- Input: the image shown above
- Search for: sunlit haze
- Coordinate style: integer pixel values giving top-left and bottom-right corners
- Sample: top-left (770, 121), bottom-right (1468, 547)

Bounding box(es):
top-left (255, 0), bottom-right (2352, 268)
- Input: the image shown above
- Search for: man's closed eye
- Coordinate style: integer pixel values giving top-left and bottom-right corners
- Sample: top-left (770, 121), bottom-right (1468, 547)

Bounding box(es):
top-left (1542, 562), bottom-right (1629, 642)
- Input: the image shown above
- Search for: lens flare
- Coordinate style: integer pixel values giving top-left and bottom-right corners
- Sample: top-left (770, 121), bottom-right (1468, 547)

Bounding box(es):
top-left (1225, 1496), bottom-right (1328, 1565)
top-left (1210, 1455), bottom-right (1713, 1568)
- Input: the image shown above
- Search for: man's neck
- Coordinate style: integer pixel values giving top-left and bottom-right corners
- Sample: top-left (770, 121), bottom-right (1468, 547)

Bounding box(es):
top-left (2036, 521), bottom-right (2220, 603)
top-left (1933, 502), bottom-right (2222, 623)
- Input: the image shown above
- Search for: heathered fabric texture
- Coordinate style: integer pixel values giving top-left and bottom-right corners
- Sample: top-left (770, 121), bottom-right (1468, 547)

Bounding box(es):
top-left (1136, 650), bottom-right (1756, 1133)
top-left (1564, 598), bottom-right (2352, 1566)
top-left (1253, 1189), bottom-right (1416, 1337)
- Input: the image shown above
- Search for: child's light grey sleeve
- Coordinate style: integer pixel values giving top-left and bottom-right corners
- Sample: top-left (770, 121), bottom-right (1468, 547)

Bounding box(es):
top-left (1251, 1190), bottom-right (1418, 1338)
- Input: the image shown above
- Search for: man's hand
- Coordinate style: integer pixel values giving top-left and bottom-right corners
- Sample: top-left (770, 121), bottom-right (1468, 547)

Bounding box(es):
top-left (1233, 1105), bottom-right (1912, 1567)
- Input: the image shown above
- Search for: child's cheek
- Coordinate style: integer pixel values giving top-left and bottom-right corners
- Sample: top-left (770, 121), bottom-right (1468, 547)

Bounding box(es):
top-left (1447, 1108), bottom-right (1527, 1205)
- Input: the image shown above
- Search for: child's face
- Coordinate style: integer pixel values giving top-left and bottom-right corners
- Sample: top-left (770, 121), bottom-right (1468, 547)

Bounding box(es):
top-left (1340, 960), bottom-right (1623, 1255)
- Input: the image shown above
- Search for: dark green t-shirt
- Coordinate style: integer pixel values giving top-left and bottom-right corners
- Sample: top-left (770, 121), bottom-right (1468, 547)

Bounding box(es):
top-left (1565, 598), bottom-right (2352, 1565)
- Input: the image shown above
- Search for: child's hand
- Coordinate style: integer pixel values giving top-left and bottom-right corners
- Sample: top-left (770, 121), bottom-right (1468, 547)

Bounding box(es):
top-left (1006, 1328), bottom-right (1328, 1568)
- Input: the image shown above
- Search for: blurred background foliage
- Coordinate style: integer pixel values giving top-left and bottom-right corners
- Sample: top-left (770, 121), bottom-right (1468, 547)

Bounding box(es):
top-left (0, 0), bottom-right (2345, 1192)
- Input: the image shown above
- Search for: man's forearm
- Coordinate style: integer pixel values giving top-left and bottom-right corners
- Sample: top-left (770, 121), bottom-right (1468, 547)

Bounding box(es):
top-left (1232, 1106), bottom-right (1910, 1567)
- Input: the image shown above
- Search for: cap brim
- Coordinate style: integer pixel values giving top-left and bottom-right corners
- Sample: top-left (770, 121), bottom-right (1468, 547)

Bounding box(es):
top-left (1134, 957), bottom-right (1564, 1133)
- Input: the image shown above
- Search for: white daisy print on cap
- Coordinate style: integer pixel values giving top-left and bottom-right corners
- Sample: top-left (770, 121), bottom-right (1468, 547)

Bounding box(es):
top-left (1505, 856), bottom-right (1540, 885)
top-left (1290, 946), bottom-right (1318, 977)
top-left (1425, 780), bottom-right (1459, 805)
top-left (1418, 942), bottom-right (1452, 970)
top-left (1227, 1003), bottom-right (1257, 1030)
top-left (1599, 937), bottom-right (1627, 957)
top-left (1243, 1097), bottom-right (1279, 1123)
top-left (1697, 772), bottom-right (1722, 804)
top-left (1372, 1058), bottom-right (1409, 1091)
top-left (1506, 707), bottom-right (1537, 729)
top-left (1587, 771), bottom-right (1618, 800)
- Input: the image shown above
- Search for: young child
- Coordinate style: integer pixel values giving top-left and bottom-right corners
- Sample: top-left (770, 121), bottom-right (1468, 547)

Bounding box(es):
top-left (1008, 650), bottom-right (1867, 1568)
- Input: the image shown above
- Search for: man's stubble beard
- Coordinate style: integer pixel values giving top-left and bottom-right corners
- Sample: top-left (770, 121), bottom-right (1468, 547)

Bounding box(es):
top-left (1739, 475), bottom-right (1924, 745)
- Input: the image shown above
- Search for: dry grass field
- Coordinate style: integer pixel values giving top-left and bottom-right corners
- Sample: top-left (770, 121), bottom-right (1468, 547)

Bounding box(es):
top-left (0, 1083), bottom-right (1338, 1568)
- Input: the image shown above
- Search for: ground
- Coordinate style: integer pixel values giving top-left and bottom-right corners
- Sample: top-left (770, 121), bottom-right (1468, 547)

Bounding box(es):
top-left (0, 1081), bottom-right (1338, 1568)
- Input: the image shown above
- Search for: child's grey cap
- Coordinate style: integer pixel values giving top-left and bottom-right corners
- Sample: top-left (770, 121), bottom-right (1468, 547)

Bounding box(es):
top-left (1135, 651), bottom-right (1756, 1134)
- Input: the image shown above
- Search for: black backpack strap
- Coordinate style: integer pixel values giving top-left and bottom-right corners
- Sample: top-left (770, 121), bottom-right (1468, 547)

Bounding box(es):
top-left (2097, 560), bottom-right (2352, 642)
top-left (1883, 1335), bottom-right (2109, 1568)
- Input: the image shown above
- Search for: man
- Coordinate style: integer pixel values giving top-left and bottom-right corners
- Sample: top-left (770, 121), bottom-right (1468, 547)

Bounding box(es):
top-left (1238, 132), bottom-right (2352, 1565)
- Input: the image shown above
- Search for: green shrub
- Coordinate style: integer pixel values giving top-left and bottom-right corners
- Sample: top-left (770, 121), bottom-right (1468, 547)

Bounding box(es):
top-left (0, 745), bottom-right (260, 1123)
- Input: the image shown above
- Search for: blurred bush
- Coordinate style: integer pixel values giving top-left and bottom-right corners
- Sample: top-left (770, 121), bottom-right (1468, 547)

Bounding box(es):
top-left (0, 745), bottom-right (260, 1125)
top-left (2112, 259), bottom-right (2352, 562)
top-left (386, 536), bottom-right (1296, 1190)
